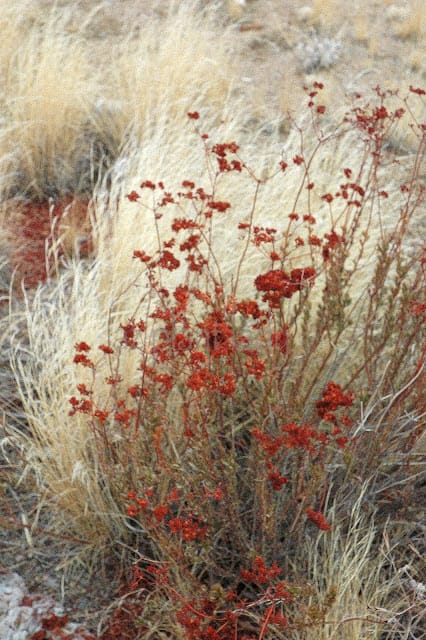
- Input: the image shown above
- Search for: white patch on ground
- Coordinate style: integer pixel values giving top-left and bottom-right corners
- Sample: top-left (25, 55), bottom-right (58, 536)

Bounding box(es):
top-left (0, 573), bottom-right (92, 640)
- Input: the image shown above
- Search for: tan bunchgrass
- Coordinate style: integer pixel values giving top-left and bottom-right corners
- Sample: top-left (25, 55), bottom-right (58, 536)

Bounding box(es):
top-left (287, 482), bottom-right (425, 639)
top-left (99, 1), bottom-right (239, 141)
top-left (0, 3), bottom-right (99, 201)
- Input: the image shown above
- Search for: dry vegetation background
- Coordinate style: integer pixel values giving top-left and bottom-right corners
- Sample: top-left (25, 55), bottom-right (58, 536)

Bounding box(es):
top-left (0, 0), bottom-right (425, 638)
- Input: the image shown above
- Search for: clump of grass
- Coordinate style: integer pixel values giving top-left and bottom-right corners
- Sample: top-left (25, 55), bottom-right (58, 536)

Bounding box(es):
top-left (0, 0), bottom-right (240, 203)
top-left (0, 5), bottom-right (99, 201)
top-left (100, 0), bottom-right (239, 140)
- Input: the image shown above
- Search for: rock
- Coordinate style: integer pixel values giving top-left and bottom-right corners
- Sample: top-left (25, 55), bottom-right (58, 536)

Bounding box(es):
top-left (0, 573), bottom-right (94, 640)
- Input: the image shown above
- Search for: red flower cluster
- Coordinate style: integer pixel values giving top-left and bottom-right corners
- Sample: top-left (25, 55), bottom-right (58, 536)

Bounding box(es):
top-left (240, 556), bottom-right (282, 585)
top-left (281, 422), bottom-right (327, 453)
top-left (271, 328), bottom-right (288, 354)
top-left (267, 467), bottom-right (288, 490)
top-left (119, 318), bottom-right (145, 348)
top-left (168, 514), bottom-right (208, 541)
top-left (197, 311), bottom-right (234, 357)
top-left (252, 225), bottom-right (277, 246)
top-left (306, 508), bottom-right (332, 531)
top-left (316, 381), bottom-right (353, 422)
top-left (156, 249), bottom-right (180, 271)
top-left (254, 267), bottom-right (316, 308)
top-left (73, 353), bottom-right (94, 368)
top-left (210, 141), bottom-right (242, 173)
top-left (322, 229), bottom-right (344, 261)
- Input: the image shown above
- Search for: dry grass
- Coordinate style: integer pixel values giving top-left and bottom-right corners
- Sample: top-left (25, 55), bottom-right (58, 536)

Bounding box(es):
top-left (287, 484), bottom-right (425, 639)
top-left (0, 4), bottom-right (98, 200)
top-left (0, 0), bottom-right (239, 201)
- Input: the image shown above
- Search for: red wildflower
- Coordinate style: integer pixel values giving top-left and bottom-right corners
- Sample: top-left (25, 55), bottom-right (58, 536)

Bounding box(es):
top-left (168, 516), bottom-right (184, 533)
top-left (73, 353), bottom-right (94, 369)
top-left (114, 407), bottom-right (137, 426)
top-left (126, 505), bottom-right (138, 517)
top-left (217, 157), bottom-right (231, 172)
top-left (153, 505), bottom-right (169, 522)
top-left (154, 373), bottom-right (174, 392)
top-left (94, 409), bottom-right (109, 423)
top-left (179, 234), bottom-right (201, 252)
top-left (251, 428), bottom-right (283, 457)
top-left (189, 351), bottom-right (206, 365)
top-left (253, 226), bottom-right (276, 246)
top-left (219, 372), bottom-right (236, 397)
top-left (303, 214), bottom-right (316, 224)
top-left (316, 381), bottom-right (353, 420)
top-left (186, 368), bottom-right (219, 392)
top-left (241, 557), bottom-right (282, 584)
top-left (410, 301), bottom-right (426, 316)
top-left (208, 200), bottom-right (231, 212)
top-left (157, 250), bottom-right (180, 271)
top-left (197, 311), bottom-right (234, 356)
top-left (182, 180), bottom-right (195, 189)
top-left (244, 349), bottom-right (265, 379)
top-left (290, 267), bottom-right (316, 290)
top-left (75, 341), bottom-right (91, 352)
top-left (126, 190), bottom-right (140, 202)
top-left (76, 383), bottom-right (92, 395)
top-left (322, 230), bottom-right (344, 260)
top-left (211, 141), bottom-right (239, 157)
top-left (309, 234), bottom-right (322, 246)
top-left (172, 285), bottom-right (189, 312)
top-left (133, 250), bottom-right (152, 263)
top-left (235, 299), bottom-right (264, 319)
top-left (171, 218), bottom-right (200, 232)
top-left (267, 470), bottom-right (288, 490)
top-left (255, 269), bottom-right (300, 307)
top-left (281, 422), bottom-right (326, 453)
top-left (306, 509), bottom-right (332, 531)
top-left (98, 344), bottom-right (114, 354)
top-left (409, 85), bottom-right (426, 95)
top-left (173, 333), bottom-right (192, 353)
top-left (271, 328), bottom-right (288, 354)
top-left (186, 253), bottom-right (207, 273)
top-left (120, 319), bottom-right (138, 348)
top-left (140, 180), bottom-right (156, 190)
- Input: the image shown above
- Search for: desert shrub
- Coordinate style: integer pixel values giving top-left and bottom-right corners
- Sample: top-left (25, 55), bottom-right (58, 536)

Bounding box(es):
top-left (6, 84), bottom-right (425, 638)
